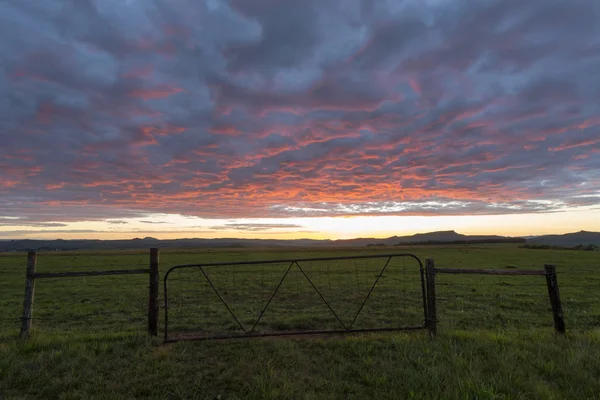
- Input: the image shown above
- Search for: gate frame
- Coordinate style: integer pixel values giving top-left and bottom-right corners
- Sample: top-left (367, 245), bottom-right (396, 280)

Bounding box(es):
top-left (163, 253), bottom-right (427, 342)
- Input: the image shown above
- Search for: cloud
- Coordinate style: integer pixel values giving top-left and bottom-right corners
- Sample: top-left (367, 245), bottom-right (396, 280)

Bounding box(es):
top-left (268, 199), bottom-right (572, 218)
top-left (1, 0), bottom-right (599, 224)
top-left (107, 220), bottom-right (128, 225)
top-left (0, 229), bottom-right (100, 238)
top-left (0, 221), bottom-right (68, 227)
top-left (139, 220), bottom-right (169, 224)
top-left (210, 223), bottom-right (304, 231)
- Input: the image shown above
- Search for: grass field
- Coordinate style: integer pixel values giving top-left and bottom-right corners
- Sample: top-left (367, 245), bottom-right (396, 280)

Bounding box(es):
top-left (1, 244), bottom-right (600, 399)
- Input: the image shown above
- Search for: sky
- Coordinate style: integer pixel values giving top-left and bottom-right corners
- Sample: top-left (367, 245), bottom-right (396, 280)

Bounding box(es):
top-left (1, 0), bottom-right (599, 240)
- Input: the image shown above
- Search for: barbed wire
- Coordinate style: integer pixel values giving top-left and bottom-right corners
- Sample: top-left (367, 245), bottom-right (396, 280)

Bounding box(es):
top-left (33, 283), bottom-right (150, 289)
top-left (435, 283), bottom-right (546, 288)
top-left (1, 313), bottom-right (147, 323)
top-left (435, 282), bottom-right (597, 290)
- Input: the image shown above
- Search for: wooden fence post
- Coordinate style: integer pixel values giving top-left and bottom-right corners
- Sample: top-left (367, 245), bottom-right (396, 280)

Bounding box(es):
top-left (148, 248), bottom-right (159, 336)
top-left (544, 264), bottom-right (565, 334)
top-left (426, 259), bottom-right (437, 337)
top-left (20, 251), bottom-right (37, 339)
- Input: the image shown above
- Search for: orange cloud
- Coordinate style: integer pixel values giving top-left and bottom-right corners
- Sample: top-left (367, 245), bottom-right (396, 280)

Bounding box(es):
top-left (140, 124), bottom-right (186, 137)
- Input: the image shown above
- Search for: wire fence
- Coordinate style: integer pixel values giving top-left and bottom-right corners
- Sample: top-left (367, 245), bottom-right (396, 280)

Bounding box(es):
top-left (435, 275), bottom-right (552, 330)
top-left (2, 249), bottom-right (599, 340)
top-left (0, 250), bottom-right (157, 339)
top-left (431, 265), bottom-right (599, 332)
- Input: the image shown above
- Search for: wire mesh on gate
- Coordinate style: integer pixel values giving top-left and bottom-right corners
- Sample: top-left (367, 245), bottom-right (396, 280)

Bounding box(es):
top-left (163, 253), bottom-right (427, 342)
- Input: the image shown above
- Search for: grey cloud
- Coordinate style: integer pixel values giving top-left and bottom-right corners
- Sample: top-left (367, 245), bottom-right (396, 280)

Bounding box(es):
top-left (225, 0), bottom-right (322, 71)
top-left (0, 0), bottom-right (599, 224)
top-left (0, 229), bottom-right (99, 238)
top-left (210, 223), bottom-right (304, 231)
top-left (0, 221), bottom-right (68, 227)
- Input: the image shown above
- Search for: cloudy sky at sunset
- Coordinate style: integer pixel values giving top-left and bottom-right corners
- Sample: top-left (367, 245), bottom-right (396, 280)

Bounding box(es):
top-left (1, 0), bottom-right (599, 240)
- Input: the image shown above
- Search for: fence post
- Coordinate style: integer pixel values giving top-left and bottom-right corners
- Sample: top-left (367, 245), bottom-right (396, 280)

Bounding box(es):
top-left (148, 248), bottom-right (159, 336)
top-left (20, 251), bottom-right (37, 339)
top-left (544, 264), bottom-right (565, 334)
top-left (425, 259), bottom-right (437, 337)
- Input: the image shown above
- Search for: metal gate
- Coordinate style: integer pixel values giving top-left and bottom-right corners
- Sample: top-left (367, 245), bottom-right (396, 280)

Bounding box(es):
top-left (163, 253), bottom-right (427, 342)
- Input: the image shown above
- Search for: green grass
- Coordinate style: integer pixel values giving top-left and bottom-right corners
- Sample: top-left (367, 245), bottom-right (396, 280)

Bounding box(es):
top-left (1, 245), bottom-right (599, 399)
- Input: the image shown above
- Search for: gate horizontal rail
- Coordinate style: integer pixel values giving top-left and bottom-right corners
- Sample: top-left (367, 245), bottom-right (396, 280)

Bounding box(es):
top-left (166, 253), bottom-right (423, 269)
top-left (165, 326), bottom-right (426, 343)
top-left (164, 253), bottom-right (427, 342)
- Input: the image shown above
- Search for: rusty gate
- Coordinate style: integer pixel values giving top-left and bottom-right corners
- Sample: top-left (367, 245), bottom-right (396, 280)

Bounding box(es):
top-left (163, 253), bottom-right (427, 342)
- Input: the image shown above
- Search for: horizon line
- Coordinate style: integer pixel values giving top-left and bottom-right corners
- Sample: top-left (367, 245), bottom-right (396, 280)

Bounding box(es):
top-left (1, 229), bottom-right (596, 242)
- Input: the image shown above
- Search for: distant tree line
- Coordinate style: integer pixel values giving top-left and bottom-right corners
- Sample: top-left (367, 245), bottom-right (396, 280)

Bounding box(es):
top-left (521, 243), bottom-right (599, 251)
top-left (393, 238), bottom-right (527, 246)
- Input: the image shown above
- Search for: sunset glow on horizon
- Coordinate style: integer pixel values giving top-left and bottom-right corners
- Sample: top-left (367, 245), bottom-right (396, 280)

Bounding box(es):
top-left (1, 0), bottom-right (599, 240)
top-left (1, 207), bottom-right (599, 240)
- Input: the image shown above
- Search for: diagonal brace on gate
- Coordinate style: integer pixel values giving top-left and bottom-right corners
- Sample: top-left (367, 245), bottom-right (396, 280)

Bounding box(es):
top-left (200, 256), bottom-right (395, 334)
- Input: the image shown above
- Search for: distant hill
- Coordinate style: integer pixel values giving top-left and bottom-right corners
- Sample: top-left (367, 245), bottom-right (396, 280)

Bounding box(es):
top-left (0, 238), bottom-right (321, 252)
top-left (322, 231), bottom-right (524, 247)
top-left (526, 231), bottom-right (600, 247)
top-left (393, 230), bottom-right (520, 245)
top-left (0, 230), bottom-right (524, 252)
